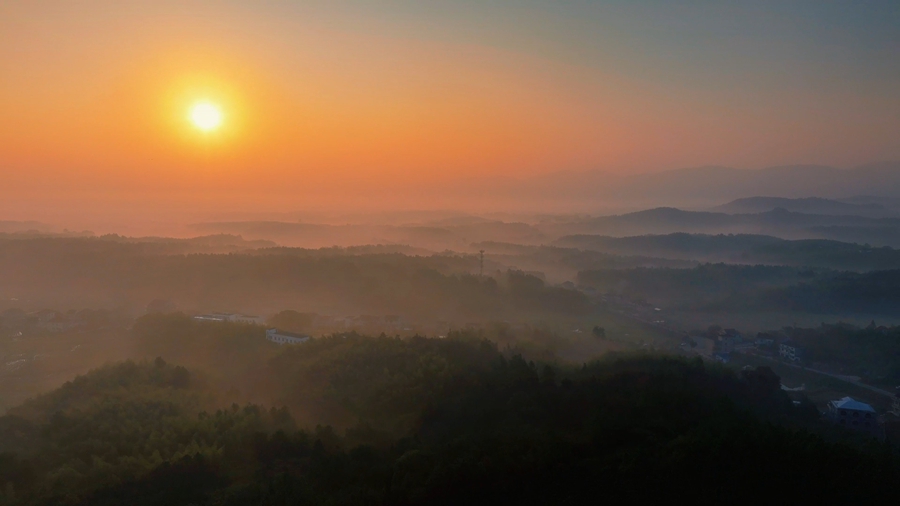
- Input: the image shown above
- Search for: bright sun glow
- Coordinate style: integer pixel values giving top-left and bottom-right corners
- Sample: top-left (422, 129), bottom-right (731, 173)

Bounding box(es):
top-left (189, 102), bottom-right (223, 131)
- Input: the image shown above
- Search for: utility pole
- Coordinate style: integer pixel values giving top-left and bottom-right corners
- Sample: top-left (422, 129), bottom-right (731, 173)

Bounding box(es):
top-left (479, 250), bottom-right (485, 277)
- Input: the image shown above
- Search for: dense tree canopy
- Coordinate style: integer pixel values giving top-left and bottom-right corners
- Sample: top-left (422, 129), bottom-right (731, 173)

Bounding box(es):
top-left (0, 332), bottom-right (895, 505)
top-left (0, 237), bottom-right (589, 321)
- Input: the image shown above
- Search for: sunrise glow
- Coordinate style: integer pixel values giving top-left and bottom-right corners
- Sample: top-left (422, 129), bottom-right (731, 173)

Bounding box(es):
top-left (1, 4), bottom-right (899, 499)
top-left (189, 102), bottom-right (223, 132)
top-left (0, 2), bottom-right (898, 225)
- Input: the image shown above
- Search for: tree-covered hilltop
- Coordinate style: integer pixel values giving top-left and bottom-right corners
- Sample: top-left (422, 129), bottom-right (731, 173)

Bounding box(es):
top-left (128, 313), bottom-right (591, 414)
top-left (0, 335), bottom-right (896, 505)
top-left (0, 236), bottom-right (589, 320)
top-left (558, 232), bottom-right (900, 271)
top-left (0, 359), bottom-right (297, 504)
top-left (578, 263), bottom-right (900, 315)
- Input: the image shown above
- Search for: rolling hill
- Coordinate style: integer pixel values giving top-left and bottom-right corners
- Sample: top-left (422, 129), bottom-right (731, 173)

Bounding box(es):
top-left (711, 197), bottom-right (892, 218)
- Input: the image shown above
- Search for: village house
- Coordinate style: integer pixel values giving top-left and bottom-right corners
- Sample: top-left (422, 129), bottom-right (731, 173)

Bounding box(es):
top-left (827, 397), bottom-right (881, 438)
top-left (779, 340), bottom-right (803, 362)
top-left (266, 328), bottom-right (310, 345)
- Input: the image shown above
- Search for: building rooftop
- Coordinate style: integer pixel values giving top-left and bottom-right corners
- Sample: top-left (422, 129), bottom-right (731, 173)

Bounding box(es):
top-left (831, 397), bottom-right (876, 413)
top-left (267, 328), bottom-right (310, 339)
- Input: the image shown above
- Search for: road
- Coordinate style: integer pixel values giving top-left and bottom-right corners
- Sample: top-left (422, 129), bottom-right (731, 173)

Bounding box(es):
top-left (748, 352), bottom-right (897, 399)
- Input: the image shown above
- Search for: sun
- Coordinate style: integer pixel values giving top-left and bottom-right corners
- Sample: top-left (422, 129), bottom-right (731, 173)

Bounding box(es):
top-left (189, 102), bottom-right (223, 131)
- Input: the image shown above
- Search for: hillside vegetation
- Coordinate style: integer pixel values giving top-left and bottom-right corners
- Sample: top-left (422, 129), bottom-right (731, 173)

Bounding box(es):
top-left (578, 264), bottom-right (900, 315)
top-left (0, 328), bottom-right (896, 505)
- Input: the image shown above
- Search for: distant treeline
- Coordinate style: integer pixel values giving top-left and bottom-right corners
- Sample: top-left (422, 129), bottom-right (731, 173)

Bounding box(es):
top-left (2, 330), bottom-right (895, 505)
top-left (557, 233), bottom-right (900, 271)
top-left (472, 241), bottom-right (695, 273)
top-left (0, 233), bottom-right (278, 255)
top-left (0, 237), bottom-right (587, 320)
top-left (578, 264), bottom-right (900, 315)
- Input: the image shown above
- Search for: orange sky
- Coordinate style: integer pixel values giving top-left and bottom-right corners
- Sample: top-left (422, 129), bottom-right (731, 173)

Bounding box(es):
top-left (1, 1), bottom-right (898, 229)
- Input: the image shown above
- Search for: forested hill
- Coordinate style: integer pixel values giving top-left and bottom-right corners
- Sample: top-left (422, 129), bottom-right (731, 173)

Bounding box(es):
top-left (544, 207), bottom-right (900, 246)
top-left (578, 264), bottom-right (900, 315)
top-left (0, 237), bottom-right (587, 320)
top-left (0, 334), bottom-right (896, 505)
top-left (712, 197), bottom-right (891, 217)
top-left (557, 233), bottom-right (900, 271)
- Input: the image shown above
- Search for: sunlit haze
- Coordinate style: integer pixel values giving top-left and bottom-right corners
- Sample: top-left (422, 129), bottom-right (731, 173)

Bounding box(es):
top-left (4, 4), bottom-right (900, 500)
top-left (1, 1), bottom-right (899, 232)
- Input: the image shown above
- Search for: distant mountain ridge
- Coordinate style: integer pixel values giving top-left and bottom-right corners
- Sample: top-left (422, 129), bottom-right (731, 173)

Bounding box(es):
top-left (554, 232), bottom-right (900, 271)
top-left (511, 161), bottom-right (900, 209)
top-left (711, 197), bottom-right (892, 217)
top-left (191, 206), bottom-right (900, 250)
top-left (540, 207), bottom-right (900, 246)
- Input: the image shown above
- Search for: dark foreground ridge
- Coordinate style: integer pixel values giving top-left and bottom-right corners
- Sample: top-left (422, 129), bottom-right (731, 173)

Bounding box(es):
top-left (0, 334), bottom-right (896, 505)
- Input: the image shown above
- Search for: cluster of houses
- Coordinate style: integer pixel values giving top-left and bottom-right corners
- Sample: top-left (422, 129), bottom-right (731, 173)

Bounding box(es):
top-left (191, 313), bottom-right (311, 346)
top-left (754, 332), bottom-right (805, 362)
top-left (193, 312), bottom-right (413, 330)
top-left (189, 310), bottom-right (545, 340)
top-left (684, 326), bottom-right (807, 365)
top-left (193, 310), bottom-right (524, 346)
top-left (679, 324), bottom-right (897, 440)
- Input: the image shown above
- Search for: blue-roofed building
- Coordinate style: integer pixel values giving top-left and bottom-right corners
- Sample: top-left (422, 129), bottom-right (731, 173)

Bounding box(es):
top-left (827, 397), bottom-right (880, 438)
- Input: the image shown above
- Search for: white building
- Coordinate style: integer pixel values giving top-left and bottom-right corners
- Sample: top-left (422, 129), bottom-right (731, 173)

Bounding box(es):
top-left (828, 397), bottom-right (880, 437)
top-left (779, 341), bottom-right (802, 362)
top-left (266, 328), bottom-right (310, 345)
top-left (192, 313), bottom-right (264, 325)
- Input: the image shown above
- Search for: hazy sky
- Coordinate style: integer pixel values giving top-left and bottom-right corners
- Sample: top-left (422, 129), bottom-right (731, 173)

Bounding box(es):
top-left (1, 1), bottom-right (898, 226)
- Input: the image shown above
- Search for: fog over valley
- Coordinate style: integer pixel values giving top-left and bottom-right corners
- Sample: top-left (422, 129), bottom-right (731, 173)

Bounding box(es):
top-left (3, 2), bottom-right (900, 504)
